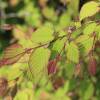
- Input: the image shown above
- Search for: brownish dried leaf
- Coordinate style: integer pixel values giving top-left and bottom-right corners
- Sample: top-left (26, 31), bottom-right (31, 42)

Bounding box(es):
top-left (74, 63), bottom-right (82, 77)
top-left (88, 56), bottom-right (97, 76)
top-left (52, 77), bottom-right (65, 90)
top-left (0, 77), bottom-right (8, 97)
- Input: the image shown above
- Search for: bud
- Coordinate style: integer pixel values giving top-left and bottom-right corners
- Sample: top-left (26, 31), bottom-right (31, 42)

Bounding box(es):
top-left (88, 56), bottom-right (97, 76)
top-left (67, 26), bottom-right (76, 34)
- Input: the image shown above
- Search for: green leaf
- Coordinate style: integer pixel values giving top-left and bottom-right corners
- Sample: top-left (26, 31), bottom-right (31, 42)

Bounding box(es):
top-left (58, 30), bottom-right (67, 37)
top-left (80, 1), bottom-right (99, 21)
top-left (75, 35), bottom-right (89, 43)
top-left (19, 39), bottom-right (39, 49)
top-left (42, 7), bottom-right (57, 21)
top-left (83, 23), bottom-right (97, 35)
top-left (31, 25), bottom-right (54, 44)
top-left (66, 42), bottom-right (79, 63)
top-left (0, 63), bottom-right (27, 81)
top-left (68, 0), bottom-right (79, 16)
top-left (56, 12), bottom-right (71, 31)
top-left (83, 83), bottom-right (94, 100)
top-left (7, 63), bottom-right (24, 81)
top-left (75, 35), bottom-right (94, 55)
top-left (14, 89), bottom-right (34, 100)
top-left (19, 3), bottom-right (41, 27)
top-left (28, 47), bottom-right (51, 86)
top-left (95, 25), bottom-right (100, 40)
top-left (52, 37), bottom-right (66, 53)
top-left (65, 63), bottom-right (75, 79)
top-left (79, 80), bottom-right (94, 100)
top-left (74, 21), bottom-right (81, 28)
top-left (83, 37), bottom-right (94, 54)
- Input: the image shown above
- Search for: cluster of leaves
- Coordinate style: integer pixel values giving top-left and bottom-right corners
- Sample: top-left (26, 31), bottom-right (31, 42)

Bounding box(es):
top-left (0, 0), bottom-right (100, 100)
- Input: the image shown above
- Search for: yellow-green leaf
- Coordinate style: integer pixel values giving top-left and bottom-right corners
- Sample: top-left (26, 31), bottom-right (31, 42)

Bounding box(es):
top-left (66, 42), bottom-right (79, 63)
top-left (75, 35), bottom-right (93, 54)
top-left (52, 37), bottom-right (66, 53)
top-left (80, 1), bottom-right (99, 21)
top-left (31, 25), bottom-right (54, 44)
top-left (14, 89), bottom-right (34, 100)
top-left (83, 23), bottom-right (97, 35)
top-left (28, 47), bottom-right (51, 86)
top-left (42, 7), bottom-right (57, 21)
top-left (95, 25), bottom-right (100, 40)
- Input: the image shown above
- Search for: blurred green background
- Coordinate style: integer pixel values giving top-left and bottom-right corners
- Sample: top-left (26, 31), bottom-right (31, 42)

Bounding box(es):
top-left (0, 0), bottom-right (100, 100)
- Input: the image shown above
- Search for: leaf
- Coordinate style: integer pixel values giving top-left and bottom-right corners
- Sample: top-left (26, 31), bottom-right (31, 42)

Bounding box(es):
top-left (71, 27), bottom-right (82, 38)
top-left (88, 56), bottom-right (97, 76)
top-left (52, 77), bottom-right (64, 90)
top-left (83, 23), bottom-right (97, 35)
top-left (66, 63), bottom-right (75, 79)
top-left (74, 63), bottom-right (82, 77)
top-left (83, 83), bottom-right (94, 100)
top-left (0, 77), bottom-right (8, 97)
top-left (42, 7), bottom-right (57, 21)
top-left (75, 35), bottom-right (94, 54)
top-left (47, 59), bottom-right (57, 75)
top-left (7, 63), bottom-right (25, 81)
top-left (52, 37), bottom-right (66, 53)
top-left (0, 44), bottom-right (25, 67)
top-left (68, 0), bottom-right (79, 16)
top-left (75, 35), bottom-right (89, 43)
top-left (79, 80), bottom-right (94, 100)
top-left (95, 25), bottom-right (100, 40)
top-left (19, 3), bottom-right (41, 27)
top-left (14, 89), bottom-right (34, 100)
top-left (28, 47), bottom-right (51, 86)
top-left (3, 44), bottom-right (24, 59)
top-left (31, 25), bottom-right (54, 44)
top-left (58, 30), bottom-right (67, 37)
top-left (80, 37), bottom-right (94, 54)
top-left (19, 39), bottom-right (38, 49)
top-left (0, 63), bottom-right (27, 81)
top-left (80, 1), bottom-right (99, 21)
top-left (74, 21), bottom-right (81, 28)
top-left (0, 55), bottom-right (23, 67)
top-left (13, 25), bottom-right (27, 40)
top-left (56, 13), bottom-right (71, 31)
top-left (66, 42), bottom-right (79, 63)
top-left (18, 53), bottom-right (30, 63)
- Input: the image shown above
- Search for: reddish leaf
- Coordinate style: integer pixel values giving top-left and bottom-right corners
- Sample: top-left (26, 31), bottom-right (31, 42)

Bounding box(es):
top-left (88, 56), bottom-right (97, 76)
top-left (0, 54), bottom-right (24, 67)
top-left (47, 54), bottom-right (61, 75)
top-left (3, 44), bottom-right (23, 58)
top-left (47, 59), bottom-right (57, 75)
top-left (0, 44), bottom-right (25, 67)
